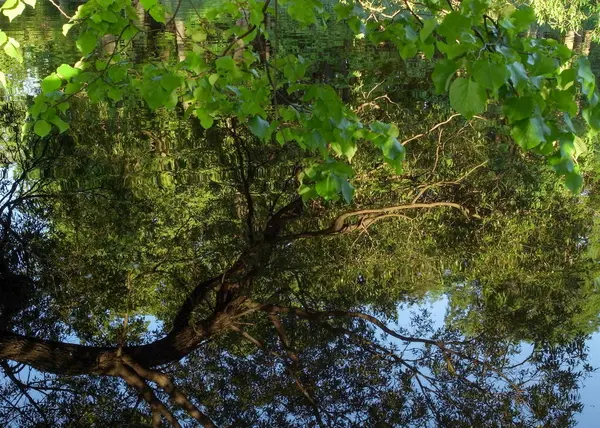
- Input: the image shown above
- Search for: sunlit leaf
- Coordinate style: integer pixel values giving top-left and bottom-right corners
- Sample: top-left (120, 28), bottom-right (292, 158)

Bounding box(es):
top-left (33, 120), bottom-right (51, 137)
top-left (41, 74), bottom-right (62, 93)
top-left (2, 0), bottom-right (25, 22)
top-left (3, 37), bottom-right (22, 63)
top-left (57, 64), bottom-right (80, 80)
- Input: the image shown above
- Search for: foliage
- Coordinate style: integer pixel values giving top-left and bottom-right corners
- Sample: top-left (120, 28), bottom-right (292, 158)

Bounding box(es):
top-left (1, 0), bottom-right (599, 197)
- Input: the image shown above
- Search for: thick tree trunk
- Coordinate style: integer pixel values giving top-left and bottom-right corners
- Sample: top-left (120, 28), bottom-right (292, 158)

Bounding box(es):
top-left (0, 199), bottom-right (301, 376)
top-left (0, 313), bottom-right (222, 375)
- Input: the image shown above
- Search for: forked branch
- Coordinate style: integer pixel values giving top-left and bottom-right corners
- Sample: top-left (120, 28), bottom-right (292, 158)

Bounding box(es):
top-left (121, 355), bottom-right (217, 428)
top-left (280, 202), bottom-right (467, 240)
top-left (116, 364), bottom-right (180, 428)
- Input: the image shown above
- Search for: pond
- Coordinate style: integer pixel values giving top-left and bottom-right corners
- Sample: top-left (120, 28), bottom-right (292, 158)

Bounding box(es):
top-left (1, 0), bottom-right (600, 426)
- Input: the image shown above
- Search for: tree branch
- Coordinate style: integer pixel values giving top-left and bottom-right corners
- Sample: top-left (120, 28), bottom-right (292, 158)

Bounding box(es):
top-left (121, 355), bottom-right (217, 428)
top-left (279, 202), bottom-right (467, 240)
top-left (220, 0), bottom-right (272, 57)
top-left (260, 304), bottom-right (442, 347)
top-left (267, 313), bottom-right (299, 363)
top-left (116, 363), bottom-right (181, 428)
top-left (230, 325), bottom-right (325, 427)
top-left (0, 198), bottom-right (307, 377)
top-left (0, 361), bottom-right (49, 425)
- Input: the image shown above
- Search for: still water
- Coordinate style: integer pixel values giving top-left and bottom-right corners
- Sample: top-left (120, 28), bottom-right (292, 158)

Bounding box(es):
top-left (1, 0), bottom-right (600, 426)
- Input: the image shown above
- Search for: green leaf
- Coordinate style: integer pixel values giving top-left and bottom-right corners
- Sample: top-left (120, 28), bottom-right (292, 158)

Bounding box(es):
top-left (107, 87), bottom-right (122, 101)
top-left (557, 68), bottom-right (576, 91)
top-left (565, 172), bottom-right (583, 193)
top-left (41, 73), bottom-right (62, 93)
top-left (445, 42), bottom-right (472, 60)
top-left (559, 134), bottom-right (576, 158)
top-left (298, 183), bottom-right (317, 201)
top-left (333, 2), bottom-right (354, 20)
top-left (502, 96), bottom-right (534, 123)
top-left (577, 57), bottom-right (595, 84)
top-left (510, 6), bottom-right (535, 32)
top-left (528, 53), bottom-right (556, 76)
top-left (551, 90), bottom-right (577, 117)
top-left (149, 4), bottom-right (166, 24)
top-left (437, 12), bottom-right (471, 42)
top-left (216, 56), bottom-right (236, 71)
top-left (248, 115), bottom-right (270, 140)
top-left (101, 10), bottom-right (118, 23)
top-left (3, 37), bottom-right (22, 63)
top-left (108, 66), bottom-right (127, 83)
top-left (471, 59), bottom-right (508, 93)
top-left (0, 31), bottom-right (7, 46)
top-left (33, 120), bottom-right (51, 137)
top-left (208, 73), bottom-right (219, 86)
top-left (191, 31), bottom-right (207, 42)
top-left (50, 116), bottom-right (69, 133)
top-left (398, 43), bottom-right (417, 60)
top-left (385, 156), bottom-right (404, 174)
top-left (331, 139), bottom-right (357, 161)
top-left (139, 0), bottom-right (157, 10)
top-left (62, 23), bottom-right (75, 37)
top-left (196, 109), bottom-right (214, 129)
top-left (583, 106), bottom-right (600, 131)
top-left (57, 102), bottom-right (70, 113)
top-left (432, 59), bottom-right (458, 94)
top-left (422, 42), bottom-right (434, 59)
top-left (506, 62), bottom-right (528, 92)
top-left (160, 74), bottom-right (182, 92)
top-left (341, 180), bottom-right (355, 203)
top-left (288, 0), bottom-right (318, 25)
top-left (511, 116), bottom-right (551, 149)
top-left (2, 0), bottom-right (25, 22)
top-left (315, 174), bottom-right (340, 200)
top-left (95, 60), bottom-right (108, 71)
top-left (65, 82), bottom-right (83, 94)
top-left (22, 0), bottom-right (35, 7)
top-left (0, 0), bottom-right (19, 9)
top-left (576, 57), bottom-right (596, 102)
top-left (382, 137), bottom-right (404, 160)
top-left (370, 121), bottom-right (399, 138)
top-left (57, 64), bottom-right (80, 80)
top-left (77, 31), bottom-right (97, 55)
top-left (29, 98), bottom-right (47, 118)
top-left (0, 72), bottom-right (6, 88)
top-left (123, 25), bottom-right (138, 41)
top-left (449, 78), bottom-right (486, 119)
top-left (420, 18), bottom-right (436, 42)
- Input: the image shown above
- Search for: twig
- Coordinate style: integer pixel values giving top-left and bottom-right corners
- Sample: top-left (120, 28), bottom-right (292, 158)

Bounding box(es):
top-left (402, 114), bottom-right (462, 146)
top-left (47, 0), bottom-right (71, 19)
top-left (220, 0), bottom-right (271, 57)
top-left (403, 0), bottom-right (423, 26)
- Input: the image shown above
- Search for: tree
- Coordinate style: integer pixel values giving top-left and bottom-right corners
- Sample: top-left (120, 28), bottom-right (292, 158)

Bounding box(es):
top-left (0, 0), bottom-right (600, 426)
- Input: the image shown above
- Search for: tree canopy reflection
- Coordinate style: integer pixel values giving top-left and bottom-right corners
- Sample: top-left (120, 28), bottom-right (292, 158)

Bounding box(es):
top-left (1, 0), bottom-right (600, 426)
